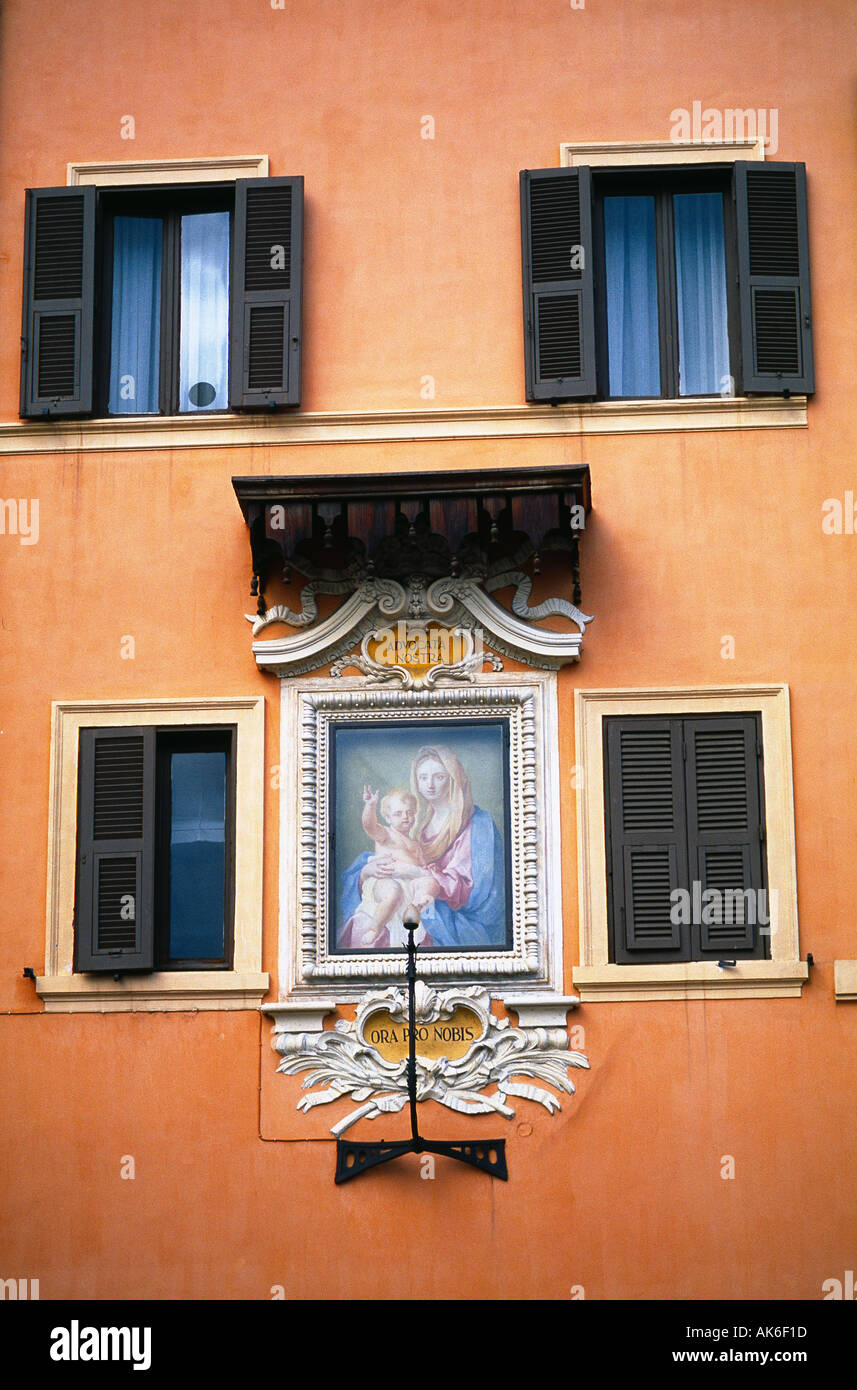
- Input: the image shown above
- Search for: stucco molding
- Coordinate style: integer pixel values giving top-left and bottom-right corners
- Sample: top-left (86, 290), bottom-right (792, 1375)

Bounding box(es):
top-left (250, 575), bottom-right (590, 679)
top-left (66, 155), bottom-right (269, 186)
top-left (504, 994), bottom-right (581, 1025)
top-left (0, 397), bottom-right (807, 455)
top-left (834, 961), bottom-right (857, 1002)
top-left (560, 138), bottom-right (765, 167)
top-left (271, 982), bottom-right (589, 1135)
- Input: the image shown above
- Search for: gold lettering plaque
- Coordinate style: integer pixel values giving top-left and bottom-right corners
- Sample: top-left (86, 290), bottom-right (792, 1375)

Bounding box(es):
top-left (363, 1006), bottom-right (483, 1063)
top-left (366, 621), bottom-right (475, 681)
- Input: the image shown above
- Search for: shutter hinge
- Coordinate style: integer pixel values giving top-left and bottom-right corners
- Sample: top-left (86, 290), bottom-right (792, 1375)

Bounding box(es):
top-left (759, 824), bottom-right (766, 844)
top-left (682, 737), bottom-right (687, 761)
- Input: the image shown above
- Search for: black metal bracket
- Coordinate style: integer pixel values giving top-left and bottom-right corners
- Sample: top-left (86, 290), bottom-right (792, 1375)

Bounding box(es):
top-left (335, 920), bottom-right (508, 1184)
top-left (336, 1136), bottom-right (508, 1183)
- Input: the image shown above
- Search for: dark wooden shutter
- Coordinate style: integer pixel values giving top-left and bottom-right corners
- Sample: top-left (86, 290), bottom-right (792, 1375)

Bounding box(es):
top-left (74, 728), bottom-right (156, 972)
top-left (20, 186), bottom-right (96, 418)
top-left (520, 168), bottom-right (596, 400)
top-left (734, 162), bottom-right (814, 394)
top-left (605, 719), bottom-right (687, 962)
top-left (685, 716), bottom-right (766, 956)
top-left (230, 176), bottom-right (303, 408)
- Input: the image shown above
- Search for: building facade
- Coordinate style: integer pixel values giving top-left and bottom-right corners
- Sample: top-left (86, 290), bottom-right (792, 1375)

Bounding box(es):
top-left (1, 0), bottom-right (855, 1303)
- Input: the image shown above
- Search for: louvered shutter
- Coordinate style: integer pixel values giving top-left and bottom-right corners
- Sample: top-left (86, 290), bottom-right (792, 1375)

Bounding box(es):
top-left (605, 719), bottom-right (687, 961)
top-left (734, 162), bottom-right (814, 394)
top-left (520, 168), bottom-right (596, 400)
top-left (685, 717), bottom-right (766, 956)
top-left (74, 728), bottom-right (156, 972)
top-left (230, 176), bottom-right (303, 408)
top-left (20, 186), bottom-right (96, 418)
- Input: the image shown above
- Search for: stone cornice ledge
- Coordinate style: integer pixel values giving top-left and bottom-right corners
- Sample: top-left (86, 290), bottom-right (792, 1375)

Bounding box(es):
top-left (262, 1000), bottom-right (338, 1033)
top-left (0, 397), bottom-right (807, 455)
top-left (503, 994), bottom-right (581, 1026)
top-left (834, 961), bottom-right (857, 1001)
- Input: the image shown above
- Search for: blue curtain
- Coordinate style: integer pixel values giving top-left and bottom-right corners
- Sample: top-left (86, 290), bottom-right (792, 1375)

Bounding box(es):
top-left (180, 211), bottom-right (230, 411)
top-left (108, 217), bottom-right (162, 414)
top-left (604, 195), bottom-right (660, 398)
top-left (674, 192), bottom-right (729, 396)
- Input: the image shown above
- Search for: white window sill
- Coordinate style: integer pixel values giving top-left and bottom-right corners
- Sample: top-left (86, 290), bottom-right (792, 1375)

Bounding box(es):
top-left (572, 960), bottom-right (809, 1002)
top-left (35, 971), bottom-right (270, 1013)
top-left (0, 395), bottom-right (807, 455)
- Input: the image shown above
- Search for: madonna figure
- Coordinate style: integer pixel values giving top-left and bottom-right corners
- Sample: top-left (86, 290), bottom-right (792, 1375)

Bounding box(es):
top-left (338, 744), bottom-right (506, 950)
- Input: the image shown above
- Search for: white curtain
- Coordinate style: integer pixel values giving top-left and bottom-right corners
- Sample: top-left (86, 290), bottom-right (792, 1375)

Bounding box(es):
top-left (674, 193), bottom-right (729, 396)
top-left (180, 211), bottom-right (230, 411)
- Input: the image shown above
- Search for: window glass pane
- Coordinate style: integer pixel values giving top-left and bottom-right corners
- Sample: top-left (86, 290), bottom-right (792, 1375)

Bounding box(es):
top-left (108, 217), bottom-right (162, 414)
top-left (604, 195), bottom-right (660, 398)
top-left (168, 750), bottom-right (226, 960)
top-left (674, 192), bottom-right (729, 396)
top-left (179, 211), bottom-right (230, 412)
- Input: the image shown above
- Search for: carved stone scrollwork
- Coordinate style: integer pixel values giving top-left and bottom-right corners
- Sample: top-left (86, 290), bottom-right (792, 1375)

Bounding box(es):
top-left (248, 571), bottom-right (593, 679)
top-left (483, 570), bottom-right (594, 634)
top-left (271, 982), bottom-right (589, 1135)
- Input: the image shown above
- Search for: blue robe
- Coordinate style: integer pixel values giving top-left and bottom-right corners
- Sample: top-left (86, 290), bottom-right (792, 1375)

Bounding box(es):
top-left (339, 806), bottom-right (506, 949)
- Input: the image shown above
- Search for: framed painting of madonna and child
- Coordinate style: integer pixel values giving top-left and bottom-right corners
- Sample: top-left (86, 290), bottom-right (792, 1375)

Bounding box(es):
top-left (330, 720), bottom-right (511, 953)
top-left (283, 677), bottom-right (561, 991)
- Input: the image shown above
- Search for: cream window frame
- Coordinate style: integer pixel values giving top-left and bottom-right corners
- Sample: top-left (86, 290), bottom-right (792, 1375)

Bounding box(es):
top-left (37, 698), bottom-right (268, 1013)
top-left (573, 685), bottom-right (807, 1002)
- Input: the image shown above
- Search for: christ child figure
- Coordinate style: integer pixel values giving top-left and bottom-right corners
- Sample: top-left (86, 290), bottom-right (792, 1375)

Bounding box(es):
top-left (348, 786), bottom-right (438, 947)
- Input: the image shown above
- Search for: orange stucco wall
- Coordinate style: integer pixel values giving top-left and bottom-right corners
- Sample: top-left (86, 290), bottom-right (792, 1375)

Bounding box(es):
top-left (1, 0), bottom-right (855, 1301)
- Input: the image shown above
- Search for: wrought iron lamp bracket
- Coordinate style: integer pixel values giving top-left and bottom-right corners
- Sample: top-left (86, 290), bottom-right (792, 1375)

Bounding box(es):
top-left (334, 918), bottom-right (508, 1183)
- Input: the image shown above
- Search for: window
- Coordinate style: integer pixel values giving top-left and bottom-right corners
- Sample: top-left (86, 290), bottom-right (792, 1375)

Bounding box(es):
top-left (599, 174), bottom-right (733, 398)
top-left (103, 189), bottom-right (231, 415)
top-left (38, 698), bottom-right (267, 1012)
top-left (20, 176), bottom-right (303, 418)
top-left (603, 713), bottom-right (768, 964)
top-left (520, 161), bottom-right (813, 402)
top-left (74, 726), bottom-right (235, 973)
top-left (573, 687), bottom-right (807, 1002)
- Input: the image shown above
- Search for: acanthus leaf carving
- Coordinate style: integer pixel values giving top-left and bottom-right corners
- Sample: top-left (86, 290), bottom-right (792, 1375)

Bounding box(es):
top-left (273, 984), bottom-right (589, 1134)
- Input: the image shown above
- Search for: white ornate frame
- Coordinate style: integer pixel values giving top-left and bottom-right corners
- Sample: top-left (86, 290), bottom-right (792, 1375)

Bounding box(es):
top-left (279, 673), bottom-right (563, 1000)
